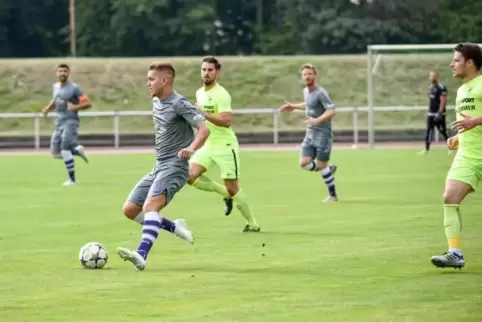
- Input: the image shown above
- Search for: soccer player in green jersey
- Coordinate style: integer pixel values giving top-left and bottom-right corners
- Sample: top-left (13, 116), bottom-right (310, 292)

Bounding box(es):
top-left (430, 43), bottom-right (482, 269)
top-left (187, 56), bottom-right (260, 232)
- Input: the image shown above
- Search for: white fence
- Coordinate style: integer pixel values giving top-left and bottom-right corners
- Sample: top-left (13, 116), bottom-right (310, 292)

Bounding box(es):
top-left (0, 106), bottom-right (454, 149)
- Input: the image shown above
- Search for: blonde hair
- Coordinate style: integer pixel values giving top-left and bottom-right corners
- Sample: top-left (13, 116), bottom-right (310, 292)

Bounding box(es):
top-left (300, 63), bottom-right (316, 74)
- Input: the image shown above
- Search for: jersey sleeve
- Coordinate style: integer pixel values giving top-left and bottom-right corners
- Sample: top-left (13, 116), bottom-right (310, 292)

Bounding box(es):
top-left (440, 85), bottom-right (448, 96)
top-left (177, 99), bottom-right (205, 127)
top-left (74, 84), bottom-right (89, 102)
top-left (216, 90), bottom-right (232, 113)
top-left (319, 88), bottom-right (335, 109)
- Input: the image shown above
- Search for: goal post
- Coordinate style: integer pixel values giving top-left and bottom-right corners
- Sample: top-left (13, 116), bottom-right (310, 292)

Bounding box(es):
top-left (366, 43), bottom-right (482, 148)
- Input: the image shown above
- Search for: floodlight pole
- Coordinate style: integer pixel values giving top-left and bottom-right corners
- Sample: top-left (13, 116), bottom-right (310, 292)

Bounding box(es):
top-left (69, 0), bottom-right (77, 57)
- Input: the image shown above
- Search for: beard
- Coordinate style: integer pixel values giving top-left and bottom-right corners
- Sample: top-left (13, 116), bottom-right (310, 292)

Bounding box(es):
top-left (203, 78), bottom-right (215, 86)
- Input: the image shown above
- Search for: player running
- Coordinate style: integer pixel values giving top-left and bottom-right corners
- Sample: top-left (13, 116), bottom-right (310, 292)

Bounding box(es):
top-left (117, 62), bottom-right (210, 271)
top-left (280, 63), bottom-right (338, 202)
top-left (430, 43), bottom-right (482, 269)
top-left (186, 56), bottom-right (260, 232)
top-left (42, 63), bottom-right (91, 186)
top-left (419, 71), bottom-right (449, 155)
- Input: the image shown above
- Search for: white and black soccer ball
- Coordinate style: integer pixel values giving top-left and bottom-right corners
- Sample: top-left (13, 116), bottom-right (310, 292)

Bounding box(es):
top-left (78, 242), bottom-right (108, 269)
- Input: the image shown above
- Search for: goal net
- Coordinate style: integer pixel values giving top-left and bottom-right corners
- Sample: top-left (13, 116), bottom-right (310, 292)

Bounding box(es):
top-left (366, 44), bottom-right (481, 148)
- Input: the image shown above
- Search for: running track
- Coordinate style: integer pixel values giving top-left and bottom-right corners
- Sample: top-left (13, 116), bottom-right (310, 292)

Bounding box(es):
top-left (0, 142), bottom-right (447, 155)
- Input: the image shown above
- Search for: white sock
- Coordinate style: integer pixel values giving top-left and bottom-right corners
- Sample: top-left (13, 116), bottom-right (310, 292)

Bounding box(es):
top-left (134, 212), bottom-right (145, 224)
top-left (449, 248), bottom-right (462, 256)
top-left (61, 150), bottom-right (75, 182)
top-left (321, 167), bottom-right (336, 196)
top-left (302, 160), bottom-right (318, 171)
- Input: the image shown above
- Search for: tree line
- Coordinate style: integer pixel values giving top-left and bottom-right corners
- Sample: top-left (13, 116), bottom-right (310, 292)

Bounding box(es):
top-left (0, 0), bottom-right (480, 58)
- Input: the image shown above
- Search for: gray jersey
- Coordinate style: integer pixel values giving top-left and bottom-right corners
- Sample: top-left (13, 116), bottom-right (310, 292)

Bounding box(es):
top-left (52, 82), bottom-right (84, 124)
top-left (304, 86), bottom-right (335, 136)
top-left (153, 91), bottom-right (204, 163)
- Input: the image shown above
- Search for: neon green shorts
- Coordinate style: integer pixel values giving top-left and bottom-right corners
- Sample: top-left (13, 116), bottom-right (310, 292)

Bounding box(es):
top-left (446, 155), bottom-right (482, 191)
top-left (190, 144), bottom-right (240, 180)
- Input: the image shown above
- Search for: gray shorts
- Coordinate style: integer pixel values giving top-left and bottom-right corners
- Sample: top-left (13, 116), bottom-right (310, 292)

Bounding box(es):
top-left (127, 161), bottom-right (188, 207)
top-left (50, 121), bottom-right (79, 152)
top-left (300, 130), bottom-right (332, 161)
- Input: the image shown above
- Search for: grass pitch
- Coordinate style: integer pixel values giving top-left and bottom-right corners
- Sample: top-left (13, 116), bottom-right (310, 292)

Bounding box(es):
top-left (1, 148), bottom-right (481, 322)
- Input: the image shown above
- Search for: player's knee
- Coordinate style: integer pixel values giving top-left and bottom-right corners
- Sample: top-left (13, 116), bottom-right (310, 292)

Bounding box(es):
top-left (51, 152), bottom-right (62, 159)
top-left (188, 164), bottom-right (205, 184)
top-left (317, 160), bottom-right (328, 169)
top-left (443, 192), bottom-right (456, 204)
top-left (143, 195), bottom-right (167, 213)
top-left (299, 158), bottom-right (312, 168)
top-left (225, 182), bottom-right (239, 197)
top-left (123, 202), bottom-right (142, 220)
top-left (187, 174), bottom-right (197, 185)
top-left (443, 184), bottom-right (468, 205)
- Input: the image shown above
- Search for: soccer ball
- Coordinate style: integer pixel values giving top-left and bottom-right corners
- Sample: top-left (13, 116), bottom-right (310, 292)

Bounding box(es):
top-left (78, 242), bottom-right (108, 269)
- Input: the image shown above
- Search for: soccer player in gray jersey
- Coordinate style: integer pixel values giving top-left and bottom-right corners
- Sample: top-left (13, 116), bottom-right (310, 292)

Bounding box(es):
top-left (280, 63), bottom-right (338, 202)
top-left (42, 64), bottom-right (91, 186)
top-left (117, 62), bottom-right (210, 271)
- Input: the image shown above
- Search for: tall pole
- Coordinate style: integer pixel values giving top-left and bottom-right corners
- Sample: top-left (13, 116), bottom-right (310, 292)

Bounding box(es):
top-left (367, 45), bottom-right (374, 148)
top-left (69, 0), bottom-right (77, 57)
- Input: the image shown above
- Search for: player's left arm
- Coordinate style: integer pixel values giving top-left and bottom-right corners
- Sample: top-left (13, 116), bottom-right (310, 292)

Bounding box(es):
top-left (439, 85), bottom-right (447, 113)
top-left (68, 85), bottom-right (92, 111)
top-left (201, 91), bottom-right (232, 127)
top-left (178, 100), bottom-right (210, 152)
top-left (313, 89), bottom-right (336, 124)
top-left (451, 91), bottom-right (482, 132)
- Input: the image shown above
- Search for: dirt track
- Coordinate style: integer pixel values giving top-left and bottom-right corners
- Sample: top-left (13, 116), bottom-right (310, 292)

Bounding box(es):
top-left (0, 141), bottom-right (446, 155)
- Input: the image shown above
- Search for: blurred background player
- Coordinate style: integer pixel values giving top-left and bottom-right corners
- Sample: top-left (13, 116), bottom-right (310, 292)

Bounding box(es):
top-left (42, 64), bottom-right (91, 186)
top-left (430, 43), bottom-right (482, 269)
top-left (118, 62), bottom-right (210, 271)
top-left (280, 63), bottom-right (338, 202)
top-left (418, 71), bottom-right (449, 155)
top-left (187, 56), bottom-right (260, 232)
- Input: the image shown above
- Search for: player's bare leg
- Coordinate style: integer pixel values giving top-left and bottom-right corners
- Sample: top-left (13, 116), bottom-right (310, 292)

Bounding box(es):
top-left (223, 179), bottom-right (260, 232)
top-left (430, 179), bottom-right (471, 269)
top-left (117, 194), bottom-right (193, 271)
top-left (123, 201), bottom-right (145, 224)
top-left (188, 162), bottom-right (231, 214)
top-left (299, 157), bottom-right (338, 201)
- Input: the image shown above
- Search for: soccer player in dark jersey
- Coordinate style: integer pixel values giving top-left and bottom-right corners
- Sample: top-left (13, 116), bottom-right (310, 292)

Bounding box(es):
top-left (419, 71), bottom-right (449, 154)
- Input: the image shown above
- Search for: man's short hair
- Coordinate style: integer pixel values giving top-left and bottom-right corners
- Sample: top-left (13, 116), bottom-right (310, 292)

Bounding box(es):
top-left (202, 56), bottom-right (221, 70)
top-left (454, 43), bottom-right (482, 71)
top-left (300, 63), bottom-right (316, 74)
top-left (57, 63), bottom-right (70, 70)
top-left (148, 62), bottom-right (176, 78)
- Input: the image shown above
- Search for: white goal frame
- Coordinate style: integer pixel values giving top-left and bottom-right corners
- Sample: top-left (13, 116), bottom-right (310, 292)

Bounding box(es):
top-left (366, 43), bottom-right (482, 148)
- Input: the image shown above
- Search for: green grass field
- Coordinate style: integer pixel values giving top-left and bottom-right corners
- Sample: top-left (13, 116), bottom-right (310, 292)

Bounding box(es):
top-left (0, 53), bottom-right (461, 134)
top-left (1, 148), bottom-right (481, 322)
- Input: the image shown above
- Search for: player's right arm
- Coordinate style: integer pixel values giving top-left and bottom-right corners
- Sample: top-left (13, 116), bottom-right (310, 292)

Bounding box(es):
top-left (42, 84), bottom-right (56, 116)
top-left (280, 101), bottom-right (305, 112)
top-left (199, 89), bottom-right (232, 127)
top-left (42, 100), bottom-right (55, 116)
